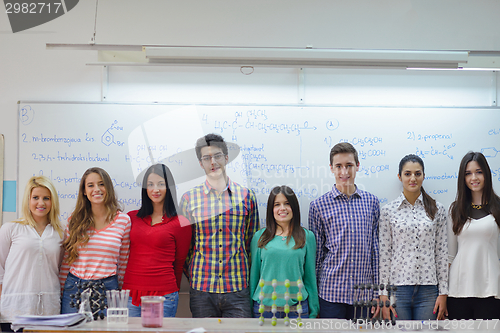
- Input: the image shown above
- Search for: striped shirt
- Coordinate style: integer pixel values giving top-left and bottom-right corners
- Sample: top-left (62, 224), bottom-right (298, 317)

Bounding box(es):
top-left (309, 185), bottom-right (380, 304)
top-left (59, 212), bottom-right (131, 288)
top-left (180, 178), bottom-right (259, 293)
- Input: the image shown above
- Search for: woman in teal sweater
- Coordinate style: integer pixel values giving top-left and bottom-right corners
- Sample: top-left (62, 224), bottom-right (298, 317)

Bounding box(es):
top-left (250, 185), bottom-right (319, 318)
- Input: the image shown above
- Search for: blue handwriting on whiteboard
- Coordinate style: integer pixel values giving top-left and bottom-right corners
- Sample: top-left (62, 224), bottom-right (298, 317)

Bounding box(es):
top-left (20, 105), bottom-right (35, 125)
top-left (112, 178), bottom-right (141, 190)
top-left (136, 144), bottom-right (169, 153)
top-left (57, 190), bottom-right (78, 200)
top-left (339, 137), bottom-right (382, 147)
top-left (425, 172), bottom-right (458, 181)
top-left (32, 153), bottom-right (55, 162)
top-left (326, 119), bottom-right (339, 131)
top-left (415, 143), bottom-right (456, 160)
top-left (431, 189), bottom-right (448, 195)
top-left (55, 152), bottom-right (110, 162)
top-left (358, 149), bottom-right (387, 160)
top-left (244, 162), bottom-right (295, 174)
top-left (481, 147), bottom-right (499, 158)
top-left (119, 198), bottom-right (142, 207)
top-left (488, 128), bottom-right (500, 135)
top-left (358, 164), bottom-right (390, 176)
top-left (491, 167), bottom-right (500, 181)
top-left (101, 120), bottom-right (125, 147)
top-left (31, 134), bottom-right (82, 147)
top-left (246, 109), bottom-right (268, 120)
top-left (407, 132), bottom-right (453, 141)
top-left (52, 172), bottom-right (81, 186)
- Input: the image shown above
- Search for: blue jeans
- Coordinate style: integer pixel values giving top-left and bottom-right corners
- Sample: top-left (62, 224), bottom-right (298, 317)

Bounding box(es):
top-left (61, 272), bottom-right (118, 315)
top-left (253, 299), bottom-right (309, 318)
top-left (394, 285), bottom-right (438, 320)
top-left (319, 298), bottom-right (363, 319)
top-left (189, 287), bottom-right (252, 318)
top-left (127, 292), bottom-right (179, 318)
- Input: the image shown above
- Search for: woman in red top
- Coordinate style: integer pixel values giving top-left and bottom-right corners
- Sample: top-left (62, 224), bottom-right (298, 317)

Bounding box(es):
top-left (123, 164), bottom-right (192, 317)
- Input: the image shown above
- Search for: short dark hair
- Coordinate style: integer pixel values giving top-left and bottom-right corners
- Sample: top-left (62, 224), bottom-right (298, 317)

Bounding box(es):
top-left (329, 142), bottom-right (359, 166)
top-left (137, 164), bottom-right (178, 218)
top-left (195, 133), bottom-right (228, 160)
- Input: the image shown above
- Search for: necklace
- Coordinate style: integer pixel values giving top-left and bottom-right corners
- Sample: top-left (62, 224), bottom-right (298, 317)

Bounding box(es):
top-left (471, 202), bottom-right (486, 210)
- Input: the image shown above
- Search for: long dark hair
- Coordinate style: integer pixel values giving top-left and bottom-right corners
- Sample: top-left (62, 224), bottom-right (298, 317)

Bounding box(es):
top-left (450, 152), bottom-right (500, 234)
top-left (137, 164), bottom-right (178, 219)
top-left (398, 154), bottom-right (438, 220)
top-left (258, 185), bottom-right (305, 249)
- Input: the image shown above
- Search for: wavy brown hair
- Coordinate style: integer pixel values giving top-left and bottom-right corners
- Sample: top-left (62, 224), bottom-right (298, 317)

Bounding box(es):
top-left (62, 167), bottom-right (121, 265)
top-left (258, 185), bottom-right (305, 249)
top-left (450, 152), bottom-right (500, 235)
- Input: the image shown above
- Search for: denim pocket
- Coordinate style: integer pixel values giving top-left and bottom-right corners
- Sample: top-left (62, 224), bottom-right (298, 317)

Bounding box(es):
top-left (234, 287), bottom-right (250, 298)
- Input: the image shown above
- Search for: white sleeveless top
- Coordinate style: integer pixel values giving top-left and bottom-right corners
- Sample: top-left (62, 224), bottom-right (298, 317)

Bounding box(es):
top-left (448, 214), bottom-right (500, 298)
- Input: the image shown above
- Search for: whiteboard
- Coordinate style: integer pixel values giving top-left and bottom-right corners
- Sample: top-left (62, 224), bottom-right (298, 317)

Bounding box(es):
top-left (18, 103), bottom-right (500, 226)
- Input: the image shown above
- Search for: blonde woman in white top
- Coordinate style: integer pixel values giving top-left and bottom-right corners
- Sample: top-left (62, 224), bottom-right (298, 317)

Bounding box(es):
top-left (448, 152), bottom-right (500, 320)
top-left (0, 176), bottom-right (64, 331)
top-left (379, 154), bottom-right (448, 320)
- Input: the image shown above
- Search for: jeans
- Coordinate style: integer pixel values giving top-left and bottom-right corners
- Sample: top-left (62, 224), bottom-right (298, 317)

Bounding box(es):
top-left (253, 299), bottom-right (309, 318)
top-left (127, 292), bottom-right (179, 318)
top-left (189, 287), bottom-right (252, 318)
top-left (61, 272), bottom-right (118, 315)
top-left (319, 298), bottom-right (363, 319)
top-left (394, 285), bottom-right (438, 320)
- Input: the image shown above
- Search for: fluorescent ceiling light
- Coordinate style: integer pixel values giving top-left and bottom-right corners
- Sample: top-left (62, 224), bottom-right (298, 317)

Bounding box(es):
top-left (144, 47), bottom-right (468, 69)
top-left (408, 67), bottom-right (500, 71)
top-left (51, 43), bottom-right (500, 70)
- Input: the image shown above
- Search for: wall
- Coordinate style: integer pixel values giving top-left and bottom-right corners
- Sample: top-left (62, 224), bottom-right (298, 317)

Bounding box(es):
top-left (95, 0), bottom-right (500, 51)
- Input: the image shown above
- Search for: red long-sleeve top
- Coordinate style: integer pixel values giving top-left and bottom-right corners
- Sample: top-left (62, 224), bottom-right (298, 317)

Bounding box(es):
top-left (122, 210), bottom-right (192, 306)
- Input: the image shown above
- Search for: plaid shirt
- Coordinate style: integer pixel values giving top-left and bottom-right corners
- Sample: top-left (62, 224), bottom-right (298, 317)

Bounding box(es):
top-left (180, 178), bottom-right (259, 293)
top-left (309, 185), bottom-right (380, 304)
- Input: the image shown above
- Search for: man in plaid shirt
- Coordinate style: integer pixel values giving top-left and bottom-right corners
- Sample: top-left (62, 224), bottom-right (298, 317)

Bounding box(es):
top-left (180, 134), bottom-right (259, 318)
top-left (309, 142), bottom-right (380, 319)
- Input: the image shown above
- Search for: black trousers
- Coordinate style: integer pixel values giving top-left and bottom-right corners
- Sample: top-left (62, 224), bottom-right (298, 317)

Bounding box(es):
top-left (447, 297), bottom-right (500, 320)
top-left (0, 323), bottom-right (14, 332)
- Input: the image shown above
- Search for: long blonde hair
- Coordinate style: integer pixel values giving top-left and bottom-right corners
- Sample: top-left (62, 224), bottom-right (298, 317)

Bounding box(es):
top-left (15, 176), bottom-right (63, 238)
top-left (62, 167), bottom-right (121, 265)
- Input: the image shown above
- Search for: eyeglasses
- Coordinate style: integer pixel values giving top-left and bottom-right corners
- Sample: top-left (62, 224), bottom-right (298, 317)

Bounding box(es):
top-left (200, 153), bottom-right (226, 163)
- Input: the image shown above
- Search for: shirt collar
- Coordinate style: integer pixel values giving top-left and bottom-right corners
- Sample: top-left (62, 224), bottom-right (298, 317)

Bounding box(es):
top-left (331, 184), bottom-right (361, 199)
top-left (203, 177), bottom-right (233, 194)
top-left (395, 192), bottom-right (424, 209)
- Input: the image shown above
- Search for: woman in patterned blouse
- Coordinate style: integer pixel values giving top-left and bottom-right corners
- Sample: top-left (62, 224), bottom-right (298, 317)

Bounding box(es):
top-left (379, 154), bottom-right (448, 320)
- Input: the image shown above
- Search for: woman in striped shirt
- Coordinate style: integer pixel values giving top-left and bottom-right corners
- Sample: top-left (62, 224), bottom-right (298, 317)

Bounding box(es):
top-left (60, 167), bottom-right (131, 316)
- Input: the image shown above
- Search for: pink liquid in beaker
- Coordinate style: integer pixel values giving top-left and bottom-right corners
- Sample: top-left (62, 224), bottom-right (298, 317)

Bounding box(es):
top-left (141, 296), bottom-right (165, 328)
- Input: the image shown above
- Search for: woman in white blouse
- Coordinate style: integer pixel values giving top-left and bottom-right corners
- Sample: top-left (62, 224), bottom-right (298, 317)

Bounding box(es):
top-left (448, 152), bottom-right (500, 319)
top-left (0, 176), bottom-right (64, 331)
top-left (379, 154), bottom-right (448, 320)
